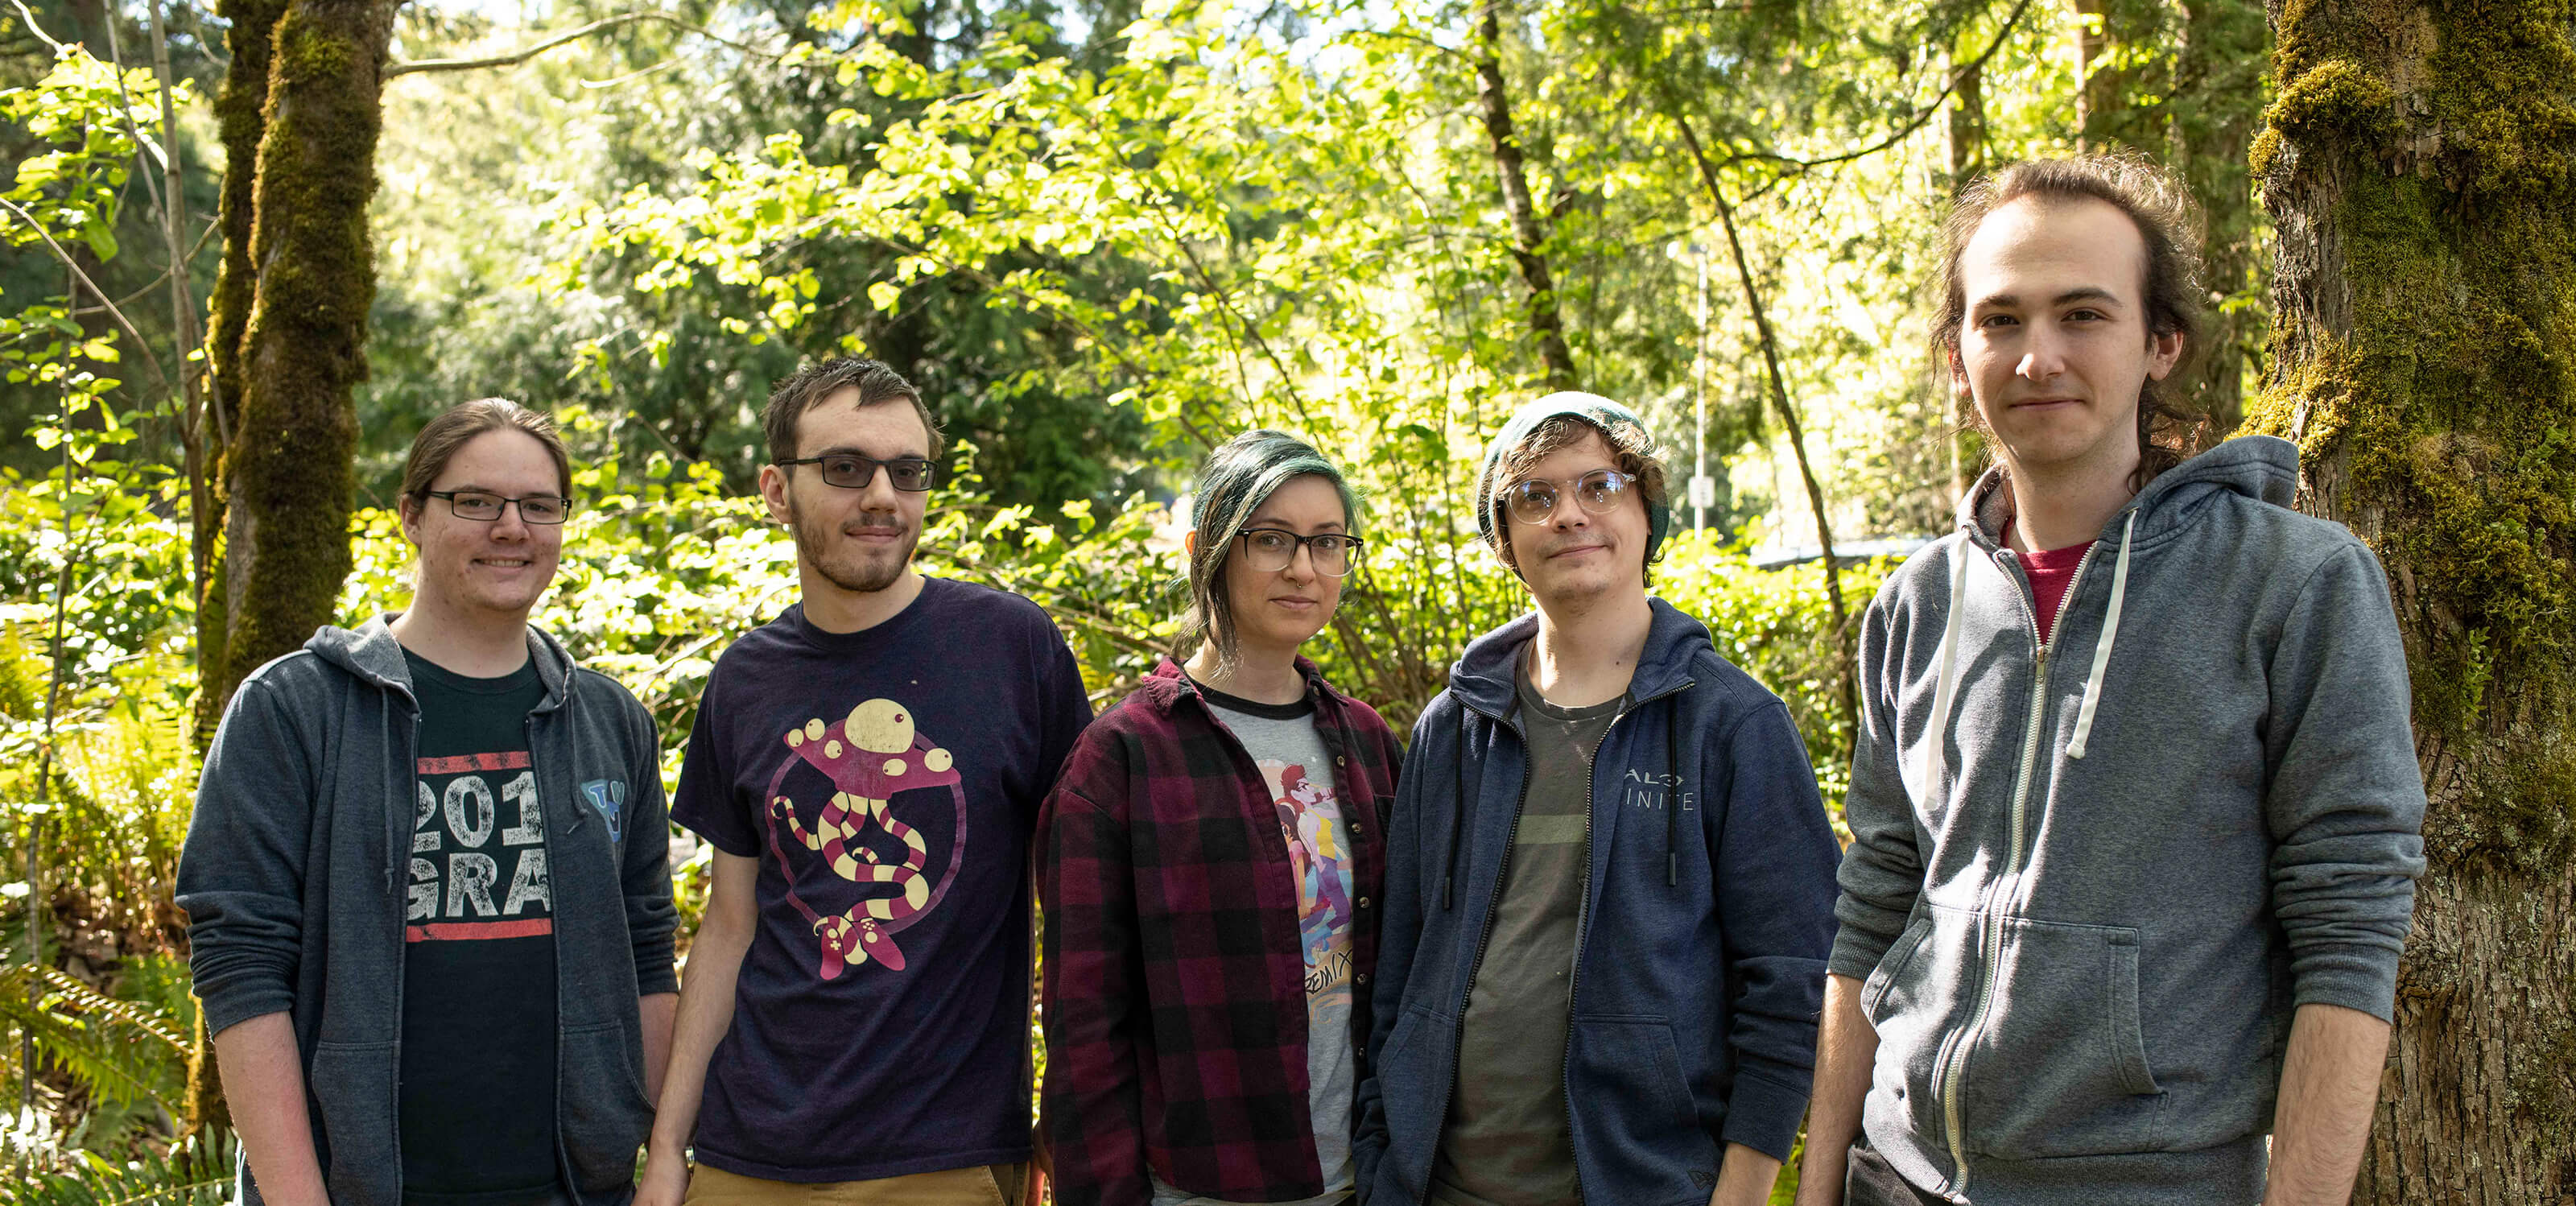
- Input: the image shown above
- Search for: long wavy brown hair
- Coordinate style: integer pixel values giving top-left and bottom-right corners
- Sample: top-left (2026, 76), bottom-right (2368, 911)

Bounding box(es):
top-left (1933, 153), bottom-right (2211, 493)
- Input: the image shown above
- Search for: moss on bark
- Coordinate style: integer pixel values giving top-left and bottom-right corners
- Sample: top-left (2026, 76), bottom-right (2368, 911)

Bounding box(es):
top-left (2248, 0), bottom-right (2576, 866)
top-left (214, 0), bottom-right (398, 699)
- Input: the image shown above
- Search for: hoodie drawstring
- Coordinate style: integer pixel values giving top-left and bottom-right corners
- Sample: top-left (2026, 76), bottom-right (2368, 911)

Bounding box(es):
top-left (2066, 510), bottom-right (2138, 759)
top-left (1915, 550), bottom-right (1973, 807)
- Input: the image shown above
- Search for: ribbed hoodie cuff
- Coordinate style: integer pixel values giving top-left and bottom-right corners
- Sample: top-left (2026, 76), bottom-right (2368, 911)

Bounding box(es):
top-left (1827, 926), bottom-right (1896, 983)
top-left (1720, 1068), bottom-right (1810, 1163)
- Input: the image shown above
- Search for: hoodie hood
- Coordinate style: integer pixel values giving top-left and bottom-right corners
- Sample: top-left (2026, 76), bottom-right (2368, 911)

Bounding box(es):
top-left (305, 613), bottom-right (578, 711)
top-left (1925, 434), bottom-right (2306, 781)
top-left (1958, 434), bottom-right (2299, 551)
top-left (1446, 597), bottom-right (1715, 721)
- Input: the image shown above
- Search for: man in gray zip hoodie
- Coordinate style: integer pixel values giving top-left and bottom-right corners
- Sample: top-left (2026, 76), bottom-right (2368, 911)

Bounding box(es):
top-left (180, 401), bottom-right (678, 1206)
top-left (1798, 158), bottom-right (2426, 1206)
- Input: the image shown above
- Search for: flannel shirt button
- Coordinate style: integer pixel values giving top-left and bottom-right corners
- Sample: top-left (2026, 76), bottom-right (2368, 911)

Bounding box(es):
top-left (1357, 973), bottom-right (1370, 985)
top-left (1358, 897), bottom-right (1371, 909)
top-left (1335, 755), bottom-right (1346, 766)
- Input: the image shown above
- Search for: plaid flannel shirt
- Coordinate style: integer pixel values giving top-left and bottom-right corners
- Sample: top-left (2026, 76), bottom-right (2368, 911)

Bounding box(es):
top-left (1038, 657), bottom-right (1402, 1206)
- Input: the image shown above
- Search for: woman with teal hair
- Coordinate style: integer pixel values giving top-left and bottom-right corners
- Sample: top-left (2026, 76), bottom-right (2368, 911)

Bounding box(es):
top-left (1036, 430), bottom-right (1402, 1206)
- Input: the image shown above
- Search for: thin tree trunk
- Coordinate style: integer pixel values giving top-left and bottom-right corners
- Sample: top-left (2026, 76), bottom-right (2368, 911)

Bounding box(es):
top-left (2170, 0), bottom-right (2268, 438)
top-left (1471, 0), bottom-right (1575, 390)
top-left (1669, 112), bottom-right (1859, 758)
top-left (2252, 2), bottom-right (2576, 1200)
top-left (192, 0), bottom-right (287, 752)
top-left (2073, 0), bottom-right (2120, 153)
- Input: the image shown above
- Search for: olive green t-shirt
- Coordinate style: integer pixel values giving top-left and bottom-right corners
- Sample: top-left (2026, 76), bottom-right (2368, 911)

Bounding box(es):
top-left (1429, 657), bottom-right (1624, 1206)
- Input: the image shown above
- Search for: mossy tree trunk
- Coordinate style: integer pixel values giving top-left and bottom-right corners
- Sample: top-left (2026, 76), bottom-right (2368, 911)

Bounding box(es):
top-left (184, 0), bottom-right (400, 1138)
top-left (2250, 2), bottom-right (2576, 1200)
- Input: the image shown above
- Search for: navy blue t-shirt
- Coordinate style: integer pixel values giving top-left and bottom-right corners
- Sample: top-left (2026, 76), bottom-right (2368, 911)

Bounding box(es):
top-left (671, 578), bottom-right (1092, 1181)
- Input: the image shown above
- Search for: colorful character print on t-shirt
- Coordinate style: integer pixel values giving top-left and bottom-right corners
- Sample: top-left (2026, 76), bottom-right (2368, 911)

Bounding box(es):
top-left (763, 698), bottom-right (966, 979)
top-left (409, 750), bottom-right (554, 941)
top-left (1264, 760), bottom-right (1356, 997)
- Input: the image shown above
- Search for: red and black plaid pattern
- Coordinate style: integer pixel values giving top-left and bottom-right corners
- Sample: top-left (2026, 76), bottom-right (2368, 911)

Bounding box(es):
top-left (1037, 658), bottom-right (1402, 1206)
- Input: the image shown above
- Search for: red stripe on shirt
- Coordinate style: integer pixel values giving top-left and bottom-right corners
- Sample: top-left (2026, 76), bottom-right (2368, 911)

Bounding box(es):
top-left (406, 918), bottom-right (554, 943)
top-left (416, 750), bottom-right (534, 775)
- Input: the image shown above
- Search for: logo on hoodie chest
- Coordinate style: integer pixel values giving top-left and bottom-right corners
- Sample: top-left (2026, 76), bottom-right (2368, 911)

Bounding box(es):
top-left (1620, 767), bottom-right (1695, 813)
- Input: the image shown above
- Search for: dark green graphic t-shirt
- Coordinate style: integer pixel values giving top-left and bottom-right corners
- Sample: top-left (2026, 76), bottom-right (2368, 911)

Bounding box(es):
top-left (398, 649), bottom-right (559, 1206)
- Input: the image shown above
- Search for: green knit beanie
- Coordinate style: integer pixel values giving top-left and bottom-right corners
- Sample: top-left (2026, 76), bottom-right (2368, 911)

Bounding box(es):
top-left (1474, 390), bottom-right (1672, 565)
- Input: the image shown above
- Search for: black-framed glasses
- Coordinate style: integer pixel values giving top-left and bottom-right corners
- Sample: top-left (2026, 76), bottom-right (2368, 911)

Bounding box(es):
top-left (774, 452), bottom-right (939, 491)
top-left (1237, 528), bottom-right (1364, 577)
top-left (1501, 468), bottom-right (1634, 526)
top-left (420, 490), bottom-right (573, 524)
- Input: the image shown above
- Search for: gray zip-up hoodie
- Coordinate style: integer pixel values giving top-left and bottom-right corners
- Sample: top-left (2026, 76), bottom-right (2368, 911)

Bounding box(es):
top-left (177, 617), bottom-right (678, 1206)
top-left (1831, 436), bottom-right (2426, 1204)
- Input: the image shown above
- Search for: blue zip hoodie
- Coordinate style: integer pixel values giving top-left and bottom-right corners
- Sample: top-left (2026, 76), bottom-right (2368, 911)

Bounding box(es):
top-left (1352, 599), bottom-right (1842, 1206)
top-left (1831, 436), bottom-right (2427, 1204)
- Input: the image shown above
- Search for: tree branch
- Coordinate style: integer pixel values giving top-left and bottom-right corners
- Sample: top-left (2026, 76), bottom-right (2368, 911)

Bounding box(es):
top-left (0, 196), bottom-right (172, 390)
top-left (383, 13), bottom-right (778, 78)
top-left (1726, 0), bottom-right (2035, 185)
top-left (1667, 106), bottom-right (1860, 760)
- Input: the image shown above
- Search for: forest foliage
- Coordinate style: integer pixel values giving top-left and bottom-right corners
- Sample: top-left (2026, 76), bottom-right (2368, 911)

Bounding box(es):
top-left (0, 0), bottom-right (2277, 1186)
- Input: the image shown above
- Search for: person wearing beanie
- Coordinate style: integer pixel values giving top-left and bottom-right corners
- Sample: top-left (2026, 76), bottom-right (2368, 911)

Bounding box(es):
top-left (1351, 392), bottom-right (1842, 1206)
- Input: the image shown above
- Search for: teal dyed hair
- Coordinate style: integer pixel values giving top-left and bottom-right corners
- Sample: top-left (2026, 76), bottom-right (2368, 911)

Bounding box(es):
top-left (1179, 429), bottom-right (1363, 661)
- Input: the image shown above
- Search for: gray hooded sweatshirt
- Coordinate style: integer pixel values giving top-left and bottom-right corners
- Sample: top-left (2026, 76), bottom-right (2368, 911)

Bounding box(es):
top-left (177, 617), bottom-right (677, 1206)
top-left (1830, 436), bottom-right (2426, 1204)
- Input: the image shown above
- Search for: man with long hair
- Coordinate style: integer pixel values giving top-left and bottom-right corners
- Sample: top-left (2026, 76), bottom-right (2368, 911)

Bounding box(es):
top-left (1798, 156), bottom-right (2427, 1206)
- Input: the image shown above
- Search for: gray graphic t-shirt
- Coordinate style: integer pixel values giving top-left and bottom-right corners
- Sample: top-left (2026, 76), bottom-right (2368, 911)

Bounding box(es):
top-left (1430, 655), bottom-right (1623, 1206)
top-left (1150, 678), bottom-right (1359, 1206)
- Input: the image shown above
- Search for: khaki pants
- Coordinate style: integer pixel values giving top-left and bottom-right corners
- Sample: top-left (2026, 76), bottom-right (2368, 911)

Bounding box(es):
top-left (683, 1163), bottom-right (1030, 1206)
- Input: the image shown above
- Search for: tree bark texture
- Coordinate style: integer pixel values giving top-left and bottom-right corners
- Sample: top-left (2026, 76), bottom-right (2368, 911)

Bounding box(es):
top-left (2251, 2), bottom-right (2576, 1201)
top-left (214, 0), bottom-right (394, 710)
top-left (1472, 2), bottom-right (1576, 390)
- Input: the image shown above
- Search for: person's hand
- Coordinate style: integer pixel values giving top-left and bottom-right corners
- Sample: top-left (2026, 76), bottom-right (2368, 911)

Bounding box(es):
top-left (634, 1147), bottom-right (690, 1206)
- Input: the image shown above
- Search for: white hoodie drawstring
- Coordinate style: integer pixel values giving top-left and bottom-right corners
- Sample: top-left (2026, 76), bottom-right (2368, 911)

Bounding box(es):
top-left (2066, 510), bottom-right (2137, 759)
top-left (1914, 549), bottom-right (1972, 807)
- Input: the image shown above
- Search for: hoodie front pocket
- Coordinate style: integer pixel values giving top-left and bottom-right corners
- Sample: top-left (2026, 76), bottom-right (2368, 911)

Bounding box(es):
top-left (1567, 1014), bottom-right (1719, 1206)
top-left (1959, 917), bottom-right (2165, 1159)
top-left (1860, 916), bottom-right (1933, 1022)
top-left (559, 1020), bottom-right (653, 1190)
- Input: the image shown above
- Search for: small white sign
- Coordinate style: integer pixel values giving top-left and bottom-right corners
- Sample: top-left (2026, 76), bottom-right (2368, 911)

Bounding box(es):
top-left (1688, 474), bottom-right (1718, 509)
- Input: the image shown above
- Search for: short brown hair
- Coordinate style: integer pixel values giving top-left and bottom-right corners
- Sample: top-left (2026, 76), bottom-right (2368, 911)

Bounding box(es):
top-left (762, 357), bottom-right (942, 464)
top-left (1490, 415), bottom-right (1670, 585)
top-left (1934, 153), bottom-right (2208, 490)
top-left (400, 399), bottom-right (572, 510)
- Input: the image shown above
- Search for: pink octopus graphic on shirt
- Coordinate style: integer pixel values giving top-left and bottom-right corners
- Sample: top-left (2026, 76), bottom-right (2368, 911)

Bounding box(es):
top-left (1266, 761), bottom-right (1356, 995)
top-left (761, 700), bottom-right (968, 980)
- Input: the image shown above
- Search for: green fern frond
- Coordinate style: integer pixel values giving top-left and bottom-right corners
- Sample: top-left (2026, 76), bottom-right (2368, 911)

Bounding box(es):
top-left (0, 963), bottom-right (188, 1112)
top-left (0, 1129), bottom-right (235, 1206)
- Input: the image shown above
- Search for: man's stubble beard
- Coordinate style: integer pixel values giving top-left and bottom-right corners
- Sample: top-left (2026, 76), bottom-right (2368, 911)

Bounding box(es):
top-left (790, 495), bottom-right (919, 594)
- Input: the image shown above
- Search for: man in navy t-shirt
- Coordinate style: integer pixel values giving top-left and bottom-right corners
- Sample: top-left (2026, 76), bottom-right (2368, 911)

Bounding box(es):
top-left (638, 357), bottom-right (1092, 1206)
